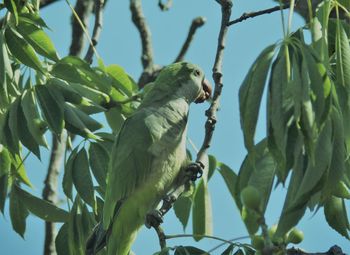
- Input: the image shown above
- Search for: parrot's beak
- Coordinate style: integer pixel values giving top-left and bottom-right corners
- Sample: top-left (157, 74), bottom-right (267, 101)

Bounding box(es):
top-left (195, 78), bottom-right (212, 104)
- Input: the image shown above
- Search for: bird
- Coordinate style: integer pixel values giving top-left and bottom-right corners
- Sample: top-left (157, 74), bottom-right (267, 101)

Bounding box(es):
top-left (85, 62), bottom-right (212, 255)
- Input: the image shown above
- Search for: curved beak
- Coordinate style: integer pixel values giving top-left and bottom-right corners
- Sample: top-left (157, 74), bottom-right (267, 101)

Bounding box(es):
top-left (195, 78), bottom-right (212, 104)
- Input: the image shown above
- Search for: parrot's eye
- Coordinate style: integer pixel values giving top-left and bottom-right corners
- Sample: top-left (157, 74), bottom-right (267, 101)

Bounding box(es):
top-left (193, 69), bottom-right (201, 77)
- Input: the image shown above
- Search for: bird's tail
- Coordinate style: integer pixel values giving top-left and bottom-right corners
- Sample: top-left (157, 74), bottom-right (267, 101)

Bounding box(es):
top-left (85, 222), bottom-right (108, 255)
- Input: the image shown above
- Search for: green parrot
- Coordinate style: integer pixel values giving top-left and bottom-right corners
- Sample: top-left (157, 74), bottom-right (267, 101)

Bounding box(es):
top-left (86, 62), bottom-right (212, 255)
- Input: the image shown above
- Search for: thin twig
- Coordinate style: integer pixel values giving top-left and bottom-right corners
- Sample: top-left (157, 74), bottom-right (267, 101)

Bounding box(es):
top-left (227, 2), bottom-right (290, 26)
top-left (174, 16), bottom-right (206, 63)
top-left (130, 0), bottom-right (154, 70)
top-left (84, 0), bottom-right (105, 64)
top-left (207, 236), bottom-right (250, 253)
top-left (195, 0), bottom-right (232, 166)
top-left (158, 0), bottom-right (173, 11)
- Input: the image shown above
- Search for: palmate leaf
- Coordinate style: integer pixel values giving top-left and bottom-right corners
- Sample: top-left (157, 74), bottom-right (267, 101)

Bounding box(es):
top-left (239, 44), bottom-right (275, 153)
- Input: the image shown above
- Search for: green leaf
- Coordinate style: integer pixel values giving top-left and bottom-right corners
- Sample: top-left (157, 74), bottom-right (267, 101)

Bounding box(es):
top-left (13, 153), bottom-right (33, 187)
top-left (21, 89), bottom-right (48, 147)
top-left (72, 148), bottom-right (95, 208)
top-left (221, 244), bottom-right (234, 255)
top-left (323, 107), bottom-right (346, 198)
top-left (4, 0), bottom-right (19, 24)
top-left (241, 206), bottom-right (260, 235)
top-left (106, 64), bottom-right (138, 96)
top-left (17, 96), bottom-right (41, 159)
top-left (88, 142), bottom-right (109, 190)
top-left (324, 196), bottom-right (349, 239)
top-left (105, 107), bottom-right (126, 134)
top-left (64, 102), bottom-right (101, 140)
top-left (17, 22), bottom-right (59, 62)
top-left (336, 21), bottom-right (350, 88)
top-left (0, 145), bottom-right (11, 177)
top-left (69, 82), bottom-right (110, 106)
top-left (15, 185), bottom-right (69, 222)
top-left (63, 147), bottom-right (79, 200)
top-left (56, 223), bottom-right (70, 255)
top-left (275, 153), bottom-right (307, 238)
top-left (18, 12), bottom-right (49, 28)
top-left (173, 196), bottom-right (192, 231)
top-left (35, 85), bottom-right (64, 134)
top-left (192, 180), bottom-right (212, 241)
top-left (207, 154), bottom-right (217, 180)
top-left (267, 48), bottom-right (289, 177)
top-left (68, 198), bottom-right (84, 255)
top-left (0, 174), bottom-right (8, 214)
top-left (5, 28), bottom-right (44, 73)
top-left (174, 246), bottom-right (208, 255)
top-left (0, 30), bottom-right (13, 108)
top-left (9, 184), bottom-right (29, 238)
top-left (239, 44), bottom-right (275, 152)
top-left (8, 98), bottom-right (20, 152)
top-left (218, 163), bottom-right (238, 206)
top-left (293, 119), bottom-right (332, 206)
top-left (47, 78), bottom-right (83, 105)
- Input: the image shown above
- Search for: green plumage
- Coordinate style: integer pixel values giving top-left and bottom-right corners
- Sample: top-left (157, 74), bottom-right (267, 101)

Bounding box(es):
top-left (90, 62), bottom-right (208, 255)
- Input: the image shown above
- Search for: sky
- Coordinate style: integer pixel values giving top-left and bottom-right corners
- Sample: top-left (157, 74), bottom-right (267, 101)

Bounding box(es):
top-left (0, 0), bottom-right (349, 254)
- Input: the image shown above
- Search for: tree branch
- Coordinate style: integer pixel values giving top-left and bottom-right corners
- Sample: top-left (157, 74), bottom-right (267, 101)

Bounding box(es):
top-left (196, 0), bottom-right (232, 166)
top-left (42, 132), bottom-right (67, 255)
top-left (287, 245), bottom-right (345, 255)
top-left (158, 0), bottom-right (173, 11)
top-left (174, 16), bottom-right (206, 63)
top-left (69, 0), bottom-right (94, 57)
top-left (84, 0), bottom-right (105, 64)
top-left (228, 2), bottom-right (290, 26)
top-left (42, 2), bottom-right (94, 254)
top-left (130, 0), bottom-right (154, 70)
top-left (39, 0), bottom-right (62, 8)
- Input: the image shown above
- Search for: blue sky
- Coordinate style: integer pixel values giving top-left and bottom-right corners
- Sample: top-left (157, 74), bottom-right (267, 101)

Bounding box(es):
top-left (0, 0), bottom-right (349, 254)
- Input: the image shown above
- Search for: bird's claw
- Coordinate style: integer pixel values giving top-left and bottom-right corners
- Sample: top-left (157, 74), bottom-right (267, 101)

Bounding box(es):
top-left (145, 209), bottom-right (163, 229)
top-left (185, 162), bottom-right (204, 181)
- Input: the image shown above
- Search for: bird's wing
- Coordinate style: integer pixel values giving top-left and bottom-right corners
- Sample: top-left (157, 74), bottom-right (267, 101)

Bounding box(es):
top-left (103, 110), bottom-right (155, 229)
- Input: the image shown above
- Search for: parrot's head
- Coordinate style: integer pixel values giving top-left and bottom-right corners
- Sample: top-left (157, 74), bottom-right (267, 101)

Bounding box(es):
top-left (143, 62), bottom-right (212, 105)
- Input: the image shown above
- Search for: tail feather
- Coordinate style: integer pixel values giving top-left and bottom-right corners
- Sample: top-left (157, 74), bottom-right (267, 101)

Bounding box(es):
top-left (85, 223), bottom-right (107, 255)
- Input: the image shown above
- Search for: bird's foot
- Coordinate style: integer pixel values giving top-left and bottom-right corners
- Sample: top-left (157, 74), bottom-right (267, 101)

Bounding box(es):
top-left (145, 209), bottom-right (163, 229)
top-left (185, 162), bottom-right (204, 181)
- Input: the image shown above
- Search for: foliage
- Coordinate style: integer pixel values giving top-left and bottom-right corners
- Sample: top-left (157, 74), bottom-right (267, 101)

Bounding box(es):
top-left (0, 0), bottom-right (349, 255)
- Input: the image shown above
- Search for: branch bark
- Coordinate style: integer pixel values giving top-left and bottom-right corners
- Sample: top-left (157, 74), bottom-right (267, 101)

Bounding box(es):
top-left (42, 132), bottom-right (67, 255)
top-left (228, 3), bottom-right (290, 26)
top-left (196, 0), bottom-right (232, 166)
top-left (84, 0), bottom-right (105, 64)
top-left (69, 0), bottom-right (94, 57)
top-left (174, 16), bottom-right (206, 63)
